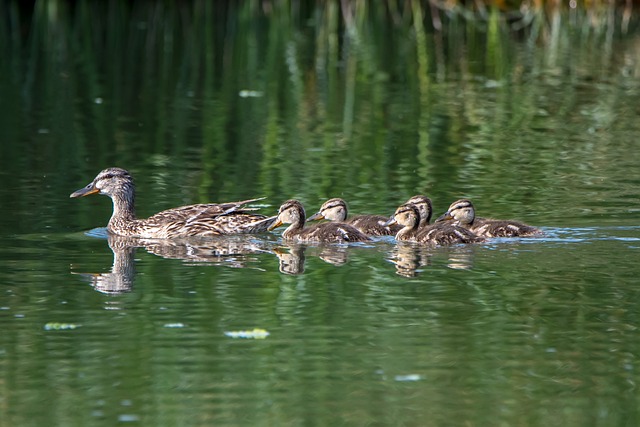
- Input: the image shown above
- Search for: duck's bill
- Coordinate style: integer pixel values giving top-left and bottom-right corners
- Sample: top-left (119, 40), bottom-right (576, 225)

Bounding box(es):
top-left (383, 217), bottom-right (397, 227)
top-left (267, 219), bottom-right (283, 231)
top-left (306, 212), bottom-right (324, 222)
top-left (70, 184), bottom-right (99, 198)
top-left (434, 212), bottom-right (453, 223)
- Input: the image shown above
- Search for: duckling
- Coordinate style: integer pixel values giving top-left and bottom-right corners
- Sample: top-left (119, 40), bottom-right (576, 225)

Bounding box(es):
top-left (436, 199), bottom-right (542, 238)
top-left (307, 198), bottom-right (401, 236)
top-left (404, 195), bottom-right (433, 228)
top-left (268, 199), bottom-right (371, 243)
top-left (386, 203), bottom-right (483, 245)
top-left (70, 167), bottom-right (276, 238)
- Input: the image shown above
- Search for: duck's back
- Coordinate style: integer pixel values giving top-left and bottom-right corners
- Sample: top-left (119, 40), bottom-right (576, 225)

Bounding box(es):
top-left (289, 222), bottom-right (371, 243)
top-left (417, 223), bottom-right (483, 246)
top-left (472, 218), bottom-right (541, 238)
top-left (346, 214), bottom-right (402, 236)
top-left (134, 201), bottom-right (273, 238)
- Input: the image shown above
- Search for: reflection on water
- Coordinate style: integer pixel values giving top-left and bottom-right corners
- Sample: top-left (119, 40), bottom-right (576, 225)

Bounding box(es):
top-left (74, 230), bottom-right (280, 293)
top-left (72, 226), bottom-right (566, 291)
top-left (73, 230), bottom-right (385, 289)
top-left (388, 241), bottom-right (478, 277)
top-left (273, 244), bottom-right (306, 275)
top-left (2, 225), bottom-right (640, 426)
top-left (72, 228), bottom-right (496, 291)
top-left (72, 234), bottom-right (137, 294)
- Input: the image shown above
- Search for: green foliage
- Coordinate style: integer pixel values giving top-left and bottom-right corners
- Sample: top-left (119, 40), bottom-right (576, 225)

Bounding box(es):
top-left (0, 0), bottom-right (638, 228)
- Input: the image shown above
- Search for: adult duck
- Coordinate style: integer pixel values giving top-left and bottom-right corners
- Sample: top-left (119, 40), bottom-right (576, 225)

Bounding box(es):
top-left (70, 167), bottom-right (275, 238)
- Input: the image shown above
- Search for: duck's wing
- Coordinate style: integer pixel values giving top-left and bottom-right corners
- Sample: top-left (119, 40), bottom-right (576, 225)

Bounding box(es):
top-left (418, 224), bottom-right (484, 245)
top-left (475, 220), bottom-right (542, 238)
top-left (347, 214), bottom-right (401, 236)
top-left (143, 198), bottom-right (271, 236)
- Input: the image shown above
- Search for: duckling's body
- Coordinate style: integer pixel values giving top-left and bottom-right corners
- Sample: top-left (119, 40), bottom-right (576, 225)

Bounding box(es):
top-left (307, 198), bottom-right (401, 236)
top-left (387, 203), bottom-right (483, 245)
top-left (436, 199), bottom-right (542, 238)
top-left (269, 199), bottom-right (371, 243)
top-left (70, 167), bottom-right (275, 238)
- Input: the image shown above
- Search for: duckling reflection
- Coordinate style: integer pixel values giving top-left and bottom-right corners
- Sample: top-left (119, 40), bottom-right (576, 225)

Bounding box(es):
top-left (273, 244), bottom-right (306, 275)
top-left (73, 233), bottom-right (277, 293)
top-left (316, 245), bottom-right (350, 266)
top-left (444, 246), bottom-right (476, 270)
top-left (388, 242), bottom-right (432, 277)
top-left (387, 242), bottom-right (477, 277)
top-left (271, 241), bottom-right (361, 274)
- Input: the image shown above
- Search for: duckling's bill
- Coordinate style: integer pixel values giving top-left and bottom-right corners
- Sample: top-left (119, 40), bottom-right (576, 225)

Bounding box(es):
top-left (435, 212), bottom-right (453, 223)
top-left (307, 212), bottom-right (324, 222)
top-left (267, 219), bottom-right (283, 231)
top-left (383, 217), bottom-right (397, 227)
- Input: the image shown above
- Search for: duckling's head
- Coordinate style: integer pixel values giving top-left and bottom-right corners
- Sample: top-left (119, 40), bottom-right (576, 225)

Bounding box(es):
top-left (307, 198), bottom-right (347, 222)
top-left (437, 199), bottom-right (475, 225)
top-left (268, 199), bottom-right (306, 231)
top-left (405, 195), bottom-right (433, 226)
top-left (386, 203), bottom-right (420, 229)
top-left (70, 167), bottom-right (135, 201)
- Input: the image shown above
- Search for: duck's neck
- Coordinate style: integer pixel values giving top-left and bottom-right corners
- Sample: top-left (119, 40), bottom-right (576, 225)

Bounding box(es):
top-left (282, 220), bottom-right (305, 239)
top-left (107, 191), bottom-right (137, 231)
top-left (459, 214), bottom-right (474, 228)
top-left (397, 221), bottom-right (420, 240)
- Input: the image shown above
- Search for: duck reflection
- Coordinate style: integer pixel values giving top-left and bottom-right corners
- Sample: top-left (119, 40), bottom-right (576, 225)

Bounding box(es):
top-left (73, 235), bottom-right (137, 294)
top-left (74, 233), bottom-right (276, 293)
top-left (388, 242), bottom-right (432, 278)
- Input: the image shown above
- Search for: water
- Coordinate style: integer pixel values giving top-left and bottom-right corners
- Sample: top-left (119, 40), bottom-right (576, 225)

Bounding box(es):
top-left (2, 2), bottom-right (640, 426)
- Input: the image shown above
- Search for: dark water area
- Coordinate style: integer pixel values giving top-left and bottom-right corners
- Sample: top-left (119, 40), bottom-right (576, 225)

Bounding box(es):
top-left (1, 1), bottom-right (640, 425)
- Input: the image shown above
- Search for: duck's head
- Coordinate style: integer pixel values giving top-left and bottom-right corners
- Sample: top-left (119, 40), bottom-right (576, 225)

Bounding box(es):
top-left (405, 195), bottom-right (433, 225)
top-left (436, 199), bottom-right (475, 225)
top-left (70, 167), bottom-right (134, 200)
top-left (385, 203), bottom-right (420, 229)
top-left (268, 199), bottom-right (306, 231)
top-left (307, 198), bottom-right (347, 222)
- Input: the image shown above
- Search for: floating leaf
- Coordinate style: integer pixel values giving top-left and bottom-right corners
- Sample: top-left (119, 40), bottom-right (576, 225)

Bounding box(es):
top-left (163, 323), bottom-right (186, 328)
top-left (238, 90), bottom-right (264, 98)
top-left (394, 374), bottom-right (422, 382)
top-left (44, 323), bottom-right (80, 331)
top-left (224, 328), bottom-right (269, 339)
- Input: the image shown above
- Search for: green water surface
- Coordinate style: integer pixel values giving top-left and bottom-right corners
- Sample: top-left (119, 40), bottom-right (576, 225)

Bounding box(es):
top-left (1, 2), bottom-right (640, 426)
